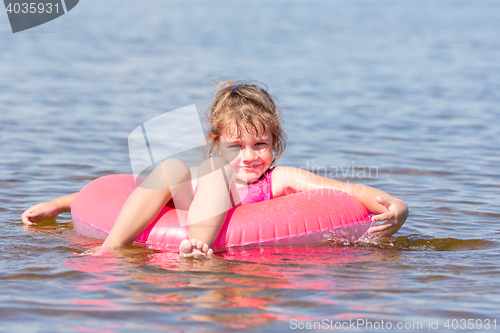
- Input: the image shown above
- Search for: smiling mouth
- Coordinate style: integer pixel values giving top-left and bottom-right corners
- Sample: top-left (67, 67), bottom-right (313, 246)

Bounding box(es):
top-left (239, 166), bottom-right (260, 171)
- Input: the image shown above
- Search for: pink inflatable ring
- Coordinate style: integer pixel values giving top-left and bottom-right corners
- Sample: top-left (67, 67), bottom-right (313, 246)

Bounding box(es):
top-left (71, 174), bottom-right (373, 250)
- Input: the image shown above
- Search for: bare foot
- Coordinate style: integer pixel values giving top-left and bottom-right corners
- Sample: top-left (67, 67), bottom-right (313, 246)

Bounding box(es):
top-left (179, 238), bottom-right (214, 258)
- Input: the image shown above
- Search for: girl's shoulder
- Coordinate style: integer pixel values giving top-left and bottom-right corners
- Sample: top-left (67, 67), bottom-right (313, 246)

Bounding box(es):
top-left (271, 165), bottom-right (300, 177)
top-left (270, 165), bottom-right (290, 174)
top-left (270, 166), bottom-right (302, 197)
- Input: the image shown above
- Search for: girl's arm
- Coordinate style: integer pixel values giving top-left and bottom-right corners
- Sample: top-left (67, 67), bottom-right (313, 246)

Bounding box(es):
top-left (272, 166), bottom-right (408, 238)
top-left (21, 193), bottom-right (78, 225)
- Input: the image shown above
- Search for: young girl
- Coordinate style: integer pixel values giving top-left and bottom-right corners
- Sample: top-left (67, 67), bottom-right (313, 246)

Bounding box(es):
top-left (22, 80), bottom-right (409, 257)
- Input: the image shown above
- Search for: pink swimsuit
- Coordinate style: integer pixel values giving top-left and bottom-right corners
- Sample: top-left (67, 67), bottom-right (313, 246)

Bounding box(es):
top-left (193, 167), bottom-right (274, 206)
top-left (236, 167), bottom-right (274, 206)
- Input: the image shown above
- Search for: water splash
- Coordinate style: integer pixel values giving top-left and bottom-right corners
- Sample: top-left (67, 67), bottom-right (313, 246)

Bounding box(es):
top-left (327, 233), bottom-right (498, 252)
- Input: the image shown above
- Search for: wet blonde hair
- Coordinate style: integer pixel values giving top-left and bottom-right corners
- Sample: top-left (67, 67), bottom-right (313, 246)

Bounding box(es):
top-left (205, 80), bottom-right (288, 166)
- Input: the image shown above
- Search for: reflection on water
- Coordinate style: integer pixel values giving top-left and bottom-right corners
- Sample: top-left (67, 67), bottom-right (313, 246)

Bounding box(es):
top-left (62, 242), bottom-right (406, 329)
top-left (57, 232), bottom-right (500, 330)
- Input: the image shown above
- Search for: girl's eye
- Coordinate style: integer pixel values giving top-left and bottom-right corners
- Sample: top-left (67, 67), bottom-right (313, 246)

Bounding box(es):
top-left (229, 144), bottom-right (241, 149)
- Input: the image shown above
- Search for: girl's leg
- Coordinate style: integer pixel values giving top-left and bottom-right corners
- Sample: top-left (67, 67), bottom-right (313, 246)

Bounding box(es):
top-left (98, 158), bottom-right (193, 252)
top-left (180, 157), bottom-right (239, 257)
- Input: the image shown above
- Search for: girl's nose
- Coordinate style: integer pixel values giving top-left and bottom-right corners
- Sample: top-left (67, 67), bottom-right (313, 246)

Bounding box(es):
top-left (241, 147), bottom-right (257, 162)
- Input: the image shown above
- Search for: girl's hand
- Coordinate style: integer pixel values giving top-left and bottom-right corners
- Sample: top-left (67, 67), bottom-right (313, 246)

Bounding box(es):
top-left (21, 202), bottom-right (61, 225)
top-left (368, 196), bottom-right (409, 238)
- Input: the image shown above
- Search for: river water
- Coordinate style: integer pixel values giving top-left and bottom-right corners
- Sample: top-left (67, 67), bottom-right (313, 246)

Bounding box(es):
top-left (1, 0), bottom-right (499, 332)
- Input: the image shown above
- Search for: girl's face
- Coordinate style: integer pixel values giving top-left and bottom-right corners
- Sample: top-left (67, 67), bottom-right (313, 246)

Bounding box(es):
top-left (218, 124), bottom-right (273, 185)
